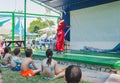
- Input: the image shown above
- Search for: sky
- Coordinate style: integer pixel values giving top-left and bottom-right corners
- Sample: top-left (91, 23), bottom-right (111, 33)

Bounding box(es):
top-left (0, 0), bottom-right (59, 34)
top-left (0, 0), bottom-right (59, 15)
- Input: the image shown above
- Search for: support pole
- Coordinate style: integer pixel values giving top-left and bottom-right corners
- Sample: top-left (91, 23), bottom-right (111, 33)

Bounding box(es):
top-left (12, 12), bottom-right (15, 47)
top-left (24, 0), bottom-right (26, 49)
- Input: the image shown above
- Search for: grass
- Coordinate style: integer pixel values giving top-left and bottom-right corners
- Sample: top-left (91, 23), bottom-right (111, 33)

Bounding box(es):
top-left (1, 68), bottom-right (92, 83)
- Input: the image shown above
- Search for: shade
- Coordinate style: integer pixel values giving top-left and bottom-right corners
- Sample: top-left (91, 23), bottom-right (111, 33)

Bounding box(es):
top-left (36, 0), bottom-right (118, 12)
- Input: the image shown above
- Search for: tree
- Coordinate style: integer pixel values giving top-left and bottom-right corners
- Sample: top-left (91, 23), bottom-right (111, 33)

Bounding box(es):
top-left (27, 18), bottom-right (54, 34)
top-left (45, 20), bottom-right (54, 26)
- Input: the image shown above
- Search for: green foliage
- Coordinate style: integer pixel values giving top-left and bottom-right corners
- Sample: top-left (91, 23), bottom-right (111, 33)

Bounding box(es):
top-left (45, 20), bottom-right (54, 26)
top-left (27, 18), bottom-right (54, 34)
top-left (38, 31), bottom-right (46, 36)
top-left (33, 25), bottom-right (39, 33)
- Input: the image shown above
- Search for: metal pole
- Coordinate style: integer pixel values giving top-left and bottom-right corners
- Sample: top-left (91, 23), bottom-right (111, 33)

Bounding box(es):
top-left (0, 11), bottom-right (60, 18)
top-left (24, 0), bottom-right (26, 49)
top-left (12, 12), bottom-right (15, 47)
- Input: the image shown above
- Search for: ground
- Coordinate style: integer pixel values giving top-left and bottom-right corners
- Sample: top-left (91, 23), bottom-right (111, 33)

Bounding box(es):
top-left (1, 59), bottom-right (120, 83)
top-left (0, 60), bottom-right (92, 83)
top-left (0, 68), bottom-right (92, 83)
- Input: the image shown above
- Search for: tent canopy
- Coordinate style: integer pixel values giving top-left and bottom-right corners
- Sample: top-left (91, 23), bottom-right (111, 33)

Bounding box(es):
top-left (0, 18), bottom-right (11, 34)
top-left (36, 0), bottom-right (119, 12)
top-left (0, 18), bottom-right (11, 26)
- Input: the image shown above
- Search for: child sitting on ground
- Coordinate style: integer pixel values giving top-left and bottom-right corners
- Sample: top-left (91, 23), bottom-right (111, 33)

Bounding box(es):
top-left (11, 47), bottom-right (22, 71)
top-left (20, 48), bottom-right (40, 77)
top-left (1, 46), bottom-right (12, 68)
top-left (65, 65), bottom-right (82, 83)
top-left (41, 49), bottom-right (67, 80)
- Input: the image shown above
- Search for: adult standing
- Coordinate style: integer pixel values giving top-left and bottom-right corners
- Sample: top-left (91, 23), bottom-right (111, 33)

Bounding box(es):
top-left (56, 19), bottom-right (67, 54)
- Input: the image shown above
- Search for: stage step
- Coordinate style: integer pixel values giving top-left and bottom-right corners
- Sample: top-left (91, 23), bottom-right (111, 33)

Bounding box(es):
top-left (37, 57), bottom-right (120, 74)
top-left (32, 51), bottom-right (120, 74)
top-left (57, 60), bottom-right (120, 74)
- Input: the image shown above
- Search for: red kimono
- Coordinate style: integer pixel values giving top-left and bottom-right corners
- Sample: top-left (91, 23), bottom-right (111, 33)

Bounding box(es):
top-left (56, 20), bottom-right (66, 51)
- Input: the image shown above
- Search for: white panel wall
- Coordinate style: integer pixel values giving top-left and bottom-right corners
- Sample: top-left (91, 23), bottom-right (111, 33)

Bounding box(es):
top-left (70, 1), bottom-right (120, 50)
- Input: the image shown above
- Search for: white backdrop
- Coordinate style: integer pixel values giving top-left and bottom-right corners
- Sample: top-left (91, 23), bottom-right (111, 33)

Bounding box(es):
top-left (70, 1), bottom-right (120, 50)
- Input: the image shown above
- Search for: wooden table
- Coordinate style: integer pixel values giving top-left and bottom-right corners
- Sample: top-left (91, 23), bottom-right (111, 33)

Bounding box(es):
top-left (4, 40), bottom-right (24, 47)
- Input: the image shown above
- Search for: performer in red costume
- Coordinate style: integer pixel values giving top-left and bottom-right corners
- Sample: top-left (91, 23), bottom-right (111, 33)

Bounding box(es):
top-left (56, 19), bottom-right (67, 54)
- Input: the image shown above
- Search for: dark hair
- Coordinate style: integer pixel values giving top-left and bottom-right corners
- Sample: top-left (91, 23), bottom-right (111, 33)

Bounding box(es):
top-left (14, 48), bottom-right (20, 56)
top-left (25, 49), bottom-right (32, 57)
top-left (3, 46), bottom-right (11, 58)
top-left (46, 49), bottom-right (53, 66)
top-left (65, 65), bottom-right (82, 83)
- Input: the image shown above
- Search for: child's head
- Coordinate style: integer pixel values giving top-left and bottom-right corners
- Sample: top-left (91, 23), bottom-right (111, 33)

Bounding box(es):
top-left (3, 46), bottom-right (11, 58)
top-left (46, 49), bottom-right (53, 66)
top-left (25, 48), bottom-right (33, 57)
top-left (4, 46), bottom-right (11, 54)
top-left (14, 48), bottom-right (20, 56)
top-left (65, 65), bottom-right (82, 83)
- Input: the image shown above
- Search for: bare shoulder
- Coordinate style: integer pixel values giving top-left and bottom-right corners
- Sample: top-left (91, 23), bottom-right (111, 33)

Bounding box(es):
top-left (22, 57), bottom-right (32, 62)
top-left (27, 58), bottom-right (33, 62)
top-left (52, 59), bottom-right (57, 64)
top-left (42, 58), bottom-right (47, 62)
top-left (41, 59), bottom-right (47, 64)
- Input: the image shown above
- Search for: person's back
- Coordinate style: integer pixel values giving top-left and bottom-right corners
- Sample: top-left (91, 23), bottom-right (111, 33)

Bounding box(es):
top-left (2, 53), bottom-right (11, 65)
top-left (1, 46), bottom-right (12, 67)
top-left (42, 58), bottom-right (57, 78)
top-left (41, 49), bottom-right (65, 80)
top-left (11, 56), bottom-right (21, 68)
top-left (21, 57), bottom-right (33, 71)
top-left (11, 47), bottom-right (21, 71)
top-left (65, 65), bottom-right (82, 83)
top-left (20, 48), bottom-right (40, 77)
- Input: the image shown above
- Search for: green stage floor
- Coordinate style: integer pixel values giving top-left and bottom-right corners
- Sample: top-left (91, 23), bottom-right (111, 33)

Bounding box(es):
top-left (33, 50), bottom-right (120, 69)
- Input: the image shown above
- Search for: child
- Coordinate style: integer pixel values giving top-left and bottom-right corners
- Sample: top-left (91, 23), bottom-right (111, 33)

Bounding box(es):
top-left (0, 38), bottom-right (4, 58)
top-left (41, 49), bottom-right (66, 80)
top-left (65, 65), bottom-right (82, 83)
top-left (1, 46), bottom-right (12, 67)
top-left (20, 48), bottom-right (40, 77)
top-left (11, 47), bottom-right (21, 71)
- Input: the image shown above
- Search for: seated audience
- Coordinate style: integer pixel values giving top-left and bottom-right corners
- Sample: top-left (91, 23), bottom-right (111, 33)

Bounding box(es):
top-left (20, 48), bottom-right (40, 77)
top-left (41, 49), bottom-right (66, 80)
top-left (65, 65), bottom-right (82, 83)
top-left (1, 46), bottom-right (12, 67)
top-left (11, 47), bottom-right (21, 71)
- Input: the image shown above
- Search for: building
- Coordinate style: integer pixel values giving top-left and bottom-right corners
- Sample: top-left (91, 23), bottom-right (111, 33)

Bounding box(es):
top-left (35, 0), bottom-right (120, 50)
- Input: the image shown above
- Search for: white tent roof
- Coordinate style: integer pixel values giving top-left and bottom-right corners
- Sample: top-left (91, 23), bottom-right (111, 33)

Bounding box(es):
top-left (0, 21), bottom-right (12, 34)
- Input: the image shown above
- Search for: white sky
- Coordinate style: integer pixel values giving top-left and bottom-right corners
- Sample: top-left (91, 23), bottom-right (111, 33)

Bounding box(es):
top-left (0, 0), bottom-right (59, 34)
top-left (0, 0), bottom-right (59, 16)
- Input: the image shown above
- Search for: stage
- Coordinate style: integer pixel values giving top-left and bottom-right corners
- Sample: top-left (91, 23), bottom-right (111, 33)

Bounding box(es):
top-left (32, 50), bottom-right (120, 73)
